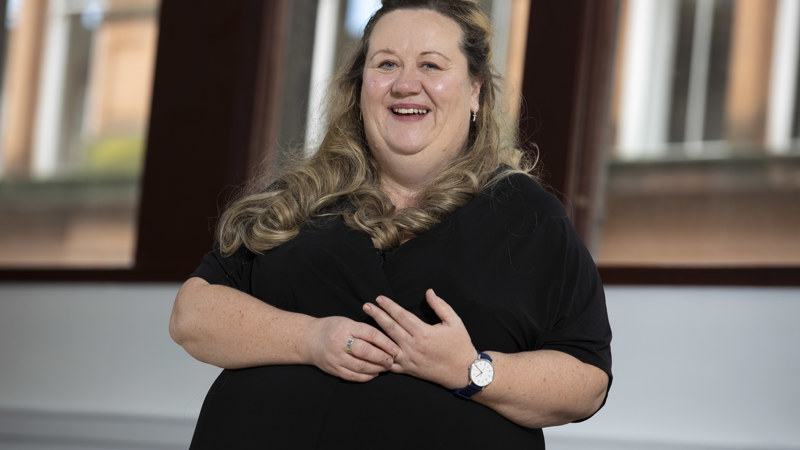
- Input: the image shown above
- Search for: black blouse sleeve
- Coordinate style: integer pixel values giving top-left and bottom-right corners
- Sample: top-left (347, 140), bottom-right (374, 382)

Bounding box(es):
top-left (539, 213), bottom-right (612, 376)
top-left (498, 175), bottom-right (612, 397)
top-left (190, 242), bottom-right (255, 293)
top-left (520, 180), bottom-right (613, 419)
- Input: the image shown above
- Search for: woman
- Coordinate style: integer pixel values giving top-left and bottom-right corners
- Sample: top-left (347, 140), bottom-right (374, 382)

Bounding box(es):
top-left (170, 0), bottom-right (612, 448)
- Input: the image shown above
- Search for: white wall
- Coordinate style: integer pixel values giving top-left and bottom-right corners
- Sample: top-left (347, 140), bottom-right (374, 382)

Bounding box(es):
top-left (0, 283), bottom-right (219, 448)
top-left (547, 286), bottom-right (800, 450)
top-left (0, 283), bottom-right (798, 449)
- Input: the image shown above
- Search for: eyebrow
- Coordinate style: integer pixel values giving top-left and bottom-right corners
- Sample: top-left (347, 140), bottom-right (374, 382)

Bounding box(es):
top-left (368, 48), bottom-right (452, 62)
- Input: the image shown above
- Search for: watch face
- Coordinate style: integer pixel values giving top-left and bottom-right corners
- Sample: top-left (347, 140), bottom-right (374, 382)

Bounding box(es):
top-left (470, 358), bottom-right (494, 387)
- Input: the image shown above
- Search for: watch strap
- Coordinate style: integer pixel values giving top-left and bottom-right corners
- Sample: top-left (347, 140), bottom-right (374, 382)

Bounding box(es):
top-left (453, 383), bottom-right (482, 399)
top-left (453, 352), bottom-right (493, 400)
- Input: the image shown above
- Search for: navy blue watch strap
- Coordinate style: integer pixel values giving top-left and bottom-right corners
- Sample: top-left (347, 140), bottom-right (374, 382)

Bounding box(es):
top-left (453, 352), bottom-right (493, 400)
top-left (453, 383), bottom-right (482, 399)
top-left (478, 351), bottom-right (493, 362)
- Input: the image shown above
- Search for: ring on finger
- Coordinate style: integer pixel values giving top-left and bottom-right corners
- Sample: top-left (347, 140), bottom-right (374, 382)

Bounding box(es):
top-left (345, 336), bottom-right (356, 354)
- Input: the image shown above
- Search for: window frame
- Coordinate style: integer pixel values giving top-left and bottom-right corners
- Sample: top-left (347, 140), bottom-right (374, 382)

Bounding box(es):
top-left (1, 0), bottom-right (797, 286)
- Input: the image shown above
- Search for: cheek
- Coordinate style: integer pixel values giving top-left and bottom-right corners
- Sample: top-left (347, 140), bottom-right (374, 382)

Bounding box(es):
top-left (431, 77), bottom-right (473, 110)
top-left (362, 76), bottom-right (391, 103)
top-left (429, 80), bottom-right (449, 97)
top-left (360, 82), bottom-right (372, 106)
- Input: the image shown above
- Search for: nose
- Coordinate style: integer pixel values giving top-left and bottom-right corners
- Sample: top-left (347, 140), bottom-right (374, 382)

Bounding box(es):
top-left (391, 68), bottom-right (422, 96)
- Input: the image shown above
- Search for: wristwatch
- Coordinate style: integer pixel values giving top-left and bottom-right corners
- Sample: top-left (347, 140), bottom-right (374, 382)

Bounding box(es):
top-left (453, 352), bottom-right (494, 400)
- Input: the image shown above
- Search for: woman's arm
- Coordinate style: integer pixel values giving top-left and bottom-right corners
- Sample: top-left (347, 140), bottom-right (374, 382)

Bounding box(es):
top-left (170, 277), bottom-right (398, 381)
top-left (363, 289), bottom-right (608, 428)
top-left (476, 349), bottom-right (608, 428)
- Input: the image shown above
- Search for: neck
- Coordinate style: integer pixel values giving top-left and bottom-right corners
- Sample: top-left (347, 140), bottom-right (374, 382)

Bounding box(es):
top-left (376, 157), bottom-right (448, 209)
top-left (380, 176), bottom-right (423, 209)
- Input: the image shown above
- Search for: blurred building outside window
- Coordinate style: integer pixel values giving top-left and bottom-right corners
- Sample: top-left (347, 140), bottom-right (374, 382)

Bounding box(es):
top-left (597, 0), bottom-right (800, 266)
top-left (0, 0), bottom-right (159, 267)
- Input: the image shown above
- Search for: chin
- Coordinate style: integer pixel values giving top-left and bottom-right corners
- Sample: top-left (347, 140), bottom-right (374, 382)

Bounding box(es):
top-left (380, 140), bottom-right (425, 156)
top-left (392, 146), bottom-right (426, 156)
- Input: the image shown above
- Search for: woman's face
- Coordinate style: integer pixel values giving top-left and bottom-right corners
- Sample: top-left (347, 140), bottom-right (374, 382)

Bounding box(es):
top-left (361, 8), bottom-right (482, 188)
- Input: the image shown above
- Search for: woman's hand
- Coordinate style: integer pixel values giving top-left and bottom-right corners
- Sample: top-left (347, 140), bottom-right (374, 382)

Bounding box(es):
top-left (363, 290), bottom-right (609, 428)
top-left (306, 316), bottom-right (399, 383)
top-left (362, 289), bottom-right (477, 389)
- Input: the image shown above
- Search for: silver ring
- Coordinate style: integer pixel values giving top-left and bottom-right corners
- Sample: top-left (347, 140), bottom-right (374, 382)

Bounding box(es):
top-left (346, 337), bottom-right (355, 354)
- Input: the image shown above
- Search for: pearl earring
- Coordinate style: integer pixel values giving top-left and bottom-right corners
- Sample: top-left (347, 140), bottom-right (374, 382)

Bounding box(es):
top-left (471, 109), bottom-right (477, 123)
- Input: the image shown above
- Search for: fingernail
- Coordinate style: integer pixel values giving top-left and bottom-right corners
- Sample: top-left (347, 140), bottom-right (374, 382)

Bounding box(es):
top-left (376, 296), bottom-right (385, 305)
top-left (363, 303), bottom-right (372, 312)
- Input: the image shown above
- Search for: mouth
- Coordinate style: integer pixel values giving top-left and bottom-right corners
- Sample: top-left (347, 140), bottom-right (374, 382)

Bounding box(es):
top-left (391, 107), bottom-right (429, 116)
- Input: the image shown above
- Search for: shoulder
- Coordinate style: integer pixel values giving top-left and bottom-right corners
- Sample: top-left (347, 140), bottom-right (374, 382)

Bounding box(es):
top-left (484, 172), bottom-right (567, 218)
top-left (191, 241), bottom-right (256, 288)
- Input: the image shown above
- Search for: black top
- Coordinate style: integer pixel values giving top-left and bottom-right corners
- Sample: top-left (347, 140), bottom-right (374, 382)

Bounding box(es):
top-left (189, 173), bottom-right (612, 449)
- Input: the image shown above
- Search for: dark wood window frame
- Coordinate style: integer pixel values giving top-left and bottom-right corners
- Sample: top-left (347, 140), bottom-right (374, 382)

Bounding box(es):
top-left (1, 0), bottom-right (797, 285)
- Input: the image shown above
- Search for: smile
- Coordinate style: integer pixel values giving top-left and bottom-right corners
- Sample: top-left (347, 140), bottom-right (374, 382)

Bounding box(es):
top-left (391, 108), bottom-right (429, 116)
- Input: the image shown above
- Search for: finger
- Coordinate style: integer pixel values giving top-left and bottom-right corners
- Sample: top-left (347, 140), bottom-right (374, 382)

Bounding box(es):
top-left (339, 366), bottom-right (379, 383)
top-left (353, 323), bottom-right (400, 359)
top-left (346, 336), bottom-right (394, 368)
top-left (344, 352), bottom-right (391, 375)
top-left (374, 295), bottom-right (423, 335)
top-left (425, 289), bottom-right (460, 324)
top-left (363, 299), bottom-right (412, 341)
top-left (388, 360), bottom-right (404, 374)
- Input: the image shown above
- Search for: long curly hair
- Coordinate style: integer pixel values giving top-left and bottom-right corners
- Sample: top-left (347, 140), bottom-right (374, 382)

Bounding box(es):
top-left (218, 0), bottom-right (534, 255)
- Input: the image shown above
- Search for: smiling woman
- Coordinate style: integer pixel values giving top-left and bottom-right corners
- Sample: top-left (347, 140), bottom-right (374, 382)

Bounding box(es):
top-left (170, 1), bottom-right (611, 448)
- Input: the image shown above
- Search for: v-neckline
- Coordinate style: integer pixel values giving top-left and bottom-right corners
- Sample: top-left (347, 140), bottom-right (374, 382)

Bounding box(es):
top-left (363, 188), bottom-right (490, 267)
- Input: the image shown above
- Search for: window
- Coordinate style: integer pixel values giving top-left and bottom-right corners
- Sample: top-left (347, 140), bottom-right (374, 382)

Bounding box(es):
top-left (4, 0), bottom-right (794, 284)
top-left (0, 1), bottom-right (287, 281)
top-left (518, 0), bottom-right (799, 285)
top-left (0, 0), bottom-right (159, 268)
top-left (599, 0), bottom-right (800, 267)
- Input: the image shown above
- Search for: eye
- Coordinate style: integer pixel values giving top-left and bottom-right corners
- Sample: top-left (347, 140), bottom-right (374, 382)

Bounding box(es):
top-left (421, 62), bottom-right (441, 70)
top-left (377, 60), bottom-right (398, 70)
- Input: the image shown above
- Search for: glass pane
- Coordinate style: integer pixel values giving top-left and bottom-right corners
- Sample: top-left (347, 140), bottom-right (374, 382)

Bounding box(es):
top-left (596, 0), bottom-right (800, 266)
top-left (0, 0), bottom-right (159, 268)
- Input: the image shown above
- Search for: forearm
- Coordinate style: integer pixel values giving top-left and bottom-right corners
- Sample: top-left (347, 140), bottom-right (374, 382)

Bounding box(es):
top-left (363, 292), bottom-right (609, 427)
top-left (169, 277), bottom-right (316, 369)
top-left (474, 350), bottom-right (608, 429)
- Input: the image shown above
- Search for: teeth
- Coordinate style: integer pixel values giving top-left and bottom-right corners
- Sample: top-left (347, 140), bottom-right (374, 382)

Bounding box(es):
top-left (392, 108), bottom-right (428, 115)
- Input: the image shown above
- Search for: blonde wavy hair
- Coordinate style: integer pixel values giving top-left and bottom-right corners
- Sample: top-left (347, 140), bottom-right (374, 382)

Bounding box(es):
top-left (218, 0), bottom-right (534, 255)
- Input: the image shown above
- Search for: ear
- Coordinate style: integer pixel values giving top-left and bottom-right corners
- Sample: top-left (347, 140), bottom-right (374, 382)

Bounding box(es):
top-left (470, 78), bottom-right (483, 111)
